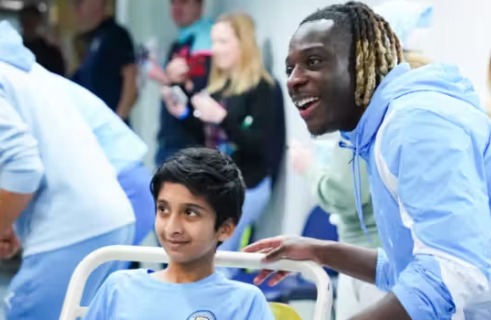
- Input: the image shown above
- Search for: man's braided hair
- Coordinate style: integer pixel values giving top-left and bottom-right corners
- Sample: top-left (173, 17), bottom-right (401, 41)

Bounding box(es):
top-left (301, 1), bottom-right (403, 109)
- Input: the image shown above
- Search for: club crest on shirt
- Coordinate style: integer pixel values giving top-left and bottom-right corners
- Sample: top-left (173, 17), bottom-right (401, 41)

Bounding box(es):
top-left (187, 310), bottom-right (216, 320)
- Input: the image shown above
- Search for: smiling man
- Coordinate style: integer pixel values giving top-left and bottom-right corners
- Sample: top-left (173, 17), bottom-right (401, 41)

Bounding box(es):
top-left (245, 2), bottom-right (491, 319)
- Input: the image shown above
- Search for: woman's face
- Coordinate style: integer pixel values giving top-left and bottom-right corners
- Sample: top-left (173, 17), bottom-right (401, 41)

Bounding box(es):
top-left (211, 21), bottom-right (241, 72)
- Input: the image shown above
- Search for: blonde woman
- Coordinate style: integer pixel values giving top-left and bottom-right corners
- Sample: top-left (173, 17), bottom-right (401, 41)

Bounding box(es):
top-left (161, 12), bottom-right (277, 256)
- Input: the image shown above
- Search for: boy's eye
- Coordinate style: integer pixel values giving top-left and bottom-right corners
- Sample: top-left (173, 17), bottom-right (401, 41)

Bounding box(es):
top-left (185, 209), bottom-right (199, 217)
top-left (157, 206), bottom-right (169, 214)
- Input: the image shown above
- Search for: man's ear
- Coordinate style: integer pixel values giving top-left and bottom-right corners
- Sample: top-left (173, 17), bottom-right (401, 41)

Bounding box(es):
top-left (217, 218), bottom-right (235, 242)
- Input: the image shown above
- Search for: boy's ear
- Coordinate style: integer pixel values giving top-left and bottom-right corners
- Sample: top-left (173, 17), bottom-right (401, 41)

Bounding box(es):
top-left (217, 218), bottom-right (235, 242)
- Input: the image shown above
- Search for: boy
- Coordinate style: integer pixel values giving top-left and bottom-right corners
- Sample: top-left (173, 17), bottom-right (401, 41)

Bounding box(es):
top-left (84, 148), bottom-right (275, 319)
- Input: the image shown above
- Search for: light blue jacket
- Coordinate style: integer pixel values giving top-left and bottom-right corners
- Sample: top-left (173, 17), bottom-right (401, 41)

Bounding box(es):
top-left (0, 21), bottom-right (135, 256)
top-left (343, 63), bottom-right (491, 319)
top-left (63, 74), bottom-right (148, 173)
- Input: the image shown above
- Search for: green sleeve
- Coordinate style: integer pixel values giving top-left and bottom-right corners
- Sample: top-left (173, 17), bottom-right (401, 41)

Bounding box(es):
top-left (304, 147), bottom-right (371, 215)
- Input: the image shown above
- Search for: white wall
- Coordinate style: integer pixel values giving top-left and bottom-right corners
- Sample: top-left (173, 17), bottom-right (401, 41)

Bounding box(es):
top-left (421, 0), bottom-right (491, 103)
top-left (117, 0), bottom-right (491, 238)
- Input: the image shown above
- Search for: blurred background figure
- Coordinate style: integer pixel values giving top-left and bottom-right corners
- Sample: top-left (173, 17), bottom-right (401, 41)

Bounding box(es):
top-left (72, 33), bottom-right (90, 70)
top-left (0, 21), bottom-right (136, 319)
top-left (159, 13), bottom-right (278, 261)
top-left (71, 0), bottom-right (138, 126)
top-left (19, 3), bottom-right (66, 76)
top-left (147, 0), bottom-right (213, 165)
top-left (69, 84), bottom-right (154, 249)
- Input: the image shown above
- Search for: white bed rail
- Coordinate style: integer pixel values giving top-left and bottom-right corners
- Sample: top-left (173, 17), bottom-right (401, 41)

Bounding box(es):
top-left (60, 245), bottom-right (332, 320)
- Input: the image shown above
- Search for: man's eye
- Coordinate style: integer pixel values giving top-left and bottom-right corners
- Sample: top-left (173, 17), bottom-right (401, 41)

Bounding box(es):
top-left (286, 66), bottom-right (294, 76)
top-left (308, 57), bottom-right (323, 67)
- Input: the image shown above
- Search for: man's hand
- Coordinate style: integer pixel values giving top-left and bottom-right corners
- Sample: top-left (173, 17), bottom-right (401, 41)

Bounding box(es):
top-left (165, 57), bottom-right (189, 84)
top-left (0, 227), bottom-right (20, 259)
top-left (243, 236), bottom-right (326, 286)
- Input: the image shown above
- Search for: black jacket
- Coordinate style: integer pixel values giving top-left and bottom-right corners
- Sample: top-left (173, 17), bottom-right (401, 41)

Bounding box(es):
top-left (183, 78), bottom-right (277, 188)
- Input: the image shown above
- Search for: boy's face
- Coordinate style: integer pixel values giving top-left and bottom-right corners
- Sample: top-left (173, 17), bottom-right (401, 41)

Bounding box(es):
top-left (155, 182), bottom-right (234, 265)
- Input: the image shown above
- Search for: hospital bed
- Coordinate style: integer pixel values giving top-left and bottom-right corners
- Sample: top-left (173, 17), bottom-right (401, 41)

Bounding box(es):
top-left (60, 245), bottom-right (333, 320)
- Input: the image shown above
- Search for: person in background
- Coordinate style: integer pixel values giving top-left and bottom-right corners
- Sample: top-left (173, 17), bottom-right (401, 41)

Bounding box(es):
top-left (19, 4), bottom-right (66, 76)
top-left (72, 33), bottom-right (90, 73)
top-left (246, 2), bottom-right (491, 319)
top-left (67, 82), bottom-right (154, 247)
top-left (161, 13), bottom-right (277, 259)
top-left (72, 0), bottom-right (138, 126)
top-left (289, 2), bottom-right (434, 318)
top-left (0, 21), bottom-right (135, 320)
top-left (147, 0), bottom-right (213, 164)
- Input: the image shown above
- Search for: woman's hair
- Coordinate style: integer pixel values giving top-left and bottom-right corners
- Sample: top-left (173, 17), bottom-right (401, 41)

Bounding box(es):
top-left (207, 13), bottom-right (273, 96)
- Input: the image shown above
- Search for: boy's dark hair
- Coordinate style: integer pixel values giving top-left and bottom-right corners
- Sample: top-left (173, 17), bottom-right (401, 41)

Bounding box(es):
top-left (150, 147), bottom-right (245, 230)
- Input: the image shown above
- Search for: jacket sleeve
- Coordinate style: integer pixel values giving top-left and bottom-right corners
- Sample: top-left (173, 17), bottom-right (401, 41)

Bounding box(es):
top-left (0, 94), bottom-right (44, 194)
top-left (375, 248), bottom-right (396, 292)
top-left (220, 80), bottom-right (275, 154)
top-left (379, 108), bottom-right (490, 319)
top-left (189, 25), bottom-right (213, 93)
top-left (180, 106), bottom-right (205, 144)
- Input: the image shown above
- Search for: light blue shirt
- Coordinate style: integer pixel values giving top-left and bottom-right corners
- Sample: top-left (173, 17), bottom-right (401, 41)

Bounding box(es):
top-left (177, 18), bottom-right (213, 54)
top-left (83, 269), bottom-right (275, 320)
top-left (343, 63), bottom-right (491, 318)
top-left (63, 77), bottom-right (148, 173)
top-left (0, 21), bottom-right (134, 256)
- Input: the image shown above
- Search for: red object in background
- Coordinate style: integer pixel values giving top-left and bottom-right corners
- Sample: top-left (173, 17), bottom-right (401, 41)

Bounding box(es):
top-left (172, 46), bottom-right (211, 80)
top-left (187, 52), bottom-right (210, 78)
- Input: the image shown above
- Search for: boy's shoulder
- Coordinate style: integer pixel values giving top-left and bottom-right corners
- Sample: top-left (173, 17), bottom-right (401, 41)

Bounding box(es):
top-left (214, 274), bottom-right (264, 296)
top-left (105, 269), bottom-right (265, 298)
top-left (105, 268), bottom-right (150, 287)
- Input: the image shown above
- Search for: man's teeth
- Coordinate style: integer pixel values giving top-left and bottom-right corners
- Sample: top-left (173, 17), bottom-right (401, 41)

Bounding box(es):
top-left (296, 97), bottom-right (319, 109)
